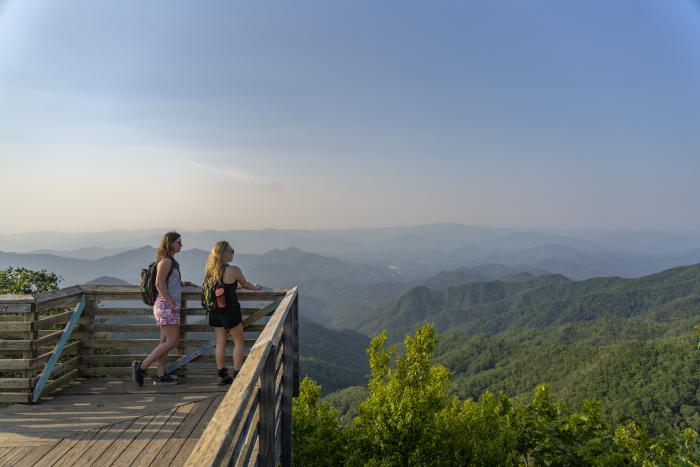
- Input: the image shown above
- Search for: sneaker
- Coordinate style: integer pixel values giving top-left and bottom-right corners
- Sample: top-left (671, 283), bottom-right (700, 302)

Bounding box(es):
top-left (217, 368), bottom-right (233, 385)
top-left (153, 374), bottom-right (179, 385)
top-left (132, 360), bottom-right (146, 387)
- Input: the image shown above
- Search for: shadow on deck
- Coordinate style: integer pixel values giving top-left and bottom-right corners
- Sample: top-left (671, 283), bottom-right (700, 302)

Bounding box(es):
top-left (0, 378), bottom-right (227, 466)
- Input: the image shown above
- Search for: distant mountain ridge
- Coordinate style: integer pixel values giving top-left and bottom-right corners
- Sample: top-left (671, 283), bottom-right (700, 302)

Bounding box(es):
top-left (2, 224), bottom-right (698, 280)
top-left (360, 263), bottom-right (700, 338)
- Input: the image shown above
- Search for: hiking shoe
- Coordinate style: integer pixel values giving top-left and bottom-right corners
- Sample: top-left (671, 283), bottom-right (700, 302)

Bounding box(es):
top-left (217, 368), bottom-right (233, 385)
top-left (153, 374), bottom-right (179, 385)
top-left (132, 360), bottom-right (146, 387)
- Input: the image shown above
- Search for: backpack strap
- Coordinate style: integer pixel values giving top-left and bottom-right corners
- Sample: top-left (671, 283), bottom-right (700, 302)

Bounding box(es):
top-left (160, 257), bottom-right (178, 284)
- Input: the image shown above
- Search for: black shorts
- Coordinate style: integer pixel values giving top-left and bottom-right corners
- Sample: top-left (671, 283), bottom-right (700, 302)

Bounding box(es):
top-left (208, 303), bottom-right (242, 330)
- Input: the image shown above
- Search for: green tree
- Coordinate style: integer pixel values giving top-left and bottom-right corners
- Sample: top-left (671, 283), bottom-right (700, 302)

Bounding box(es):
top-left (296, 322), bottom-right (700, 466)
top-left (350, 324), bottom-right (451, 465)
top-left (292, 377), bottom-right (347, 466)
top-left (0, 266), bottom-right (61, 294)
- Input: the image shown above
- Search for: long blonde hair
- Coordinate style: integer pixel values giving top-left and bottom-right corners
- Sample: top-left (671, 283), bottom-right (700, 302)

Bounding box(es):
top-left (204, 241), bottom-right (233, 285)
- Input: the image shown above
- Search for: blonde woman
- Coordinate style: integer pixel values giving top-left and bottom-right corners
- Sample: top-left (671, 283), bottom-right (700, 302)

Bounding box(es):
top-left (132, 231), bottom-right (192, 386)
top-left (204, 241), bottom-right (261, 384)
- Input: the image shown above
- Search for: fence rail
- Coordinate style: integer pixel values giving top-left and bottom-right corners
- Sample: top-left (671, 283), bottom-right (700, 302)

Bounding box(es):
top-left (0, 284), bottom-right (299, 466)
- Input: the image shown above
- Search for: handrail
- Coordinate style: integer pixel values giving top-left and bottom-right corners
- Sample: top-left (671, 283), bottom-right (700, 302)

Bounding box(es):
top-left (185, 286), bottom-right (299, 467)
top-left (32, 294), bottom-right (86, 402)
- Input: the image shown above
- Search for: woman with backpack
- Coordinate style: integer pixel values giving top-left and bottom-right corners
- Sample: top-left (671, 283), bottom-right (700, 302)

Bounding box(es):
top-left (132, 231), bottom-right (192, 386)
top-left (204, 241), bottom-right (262, 384)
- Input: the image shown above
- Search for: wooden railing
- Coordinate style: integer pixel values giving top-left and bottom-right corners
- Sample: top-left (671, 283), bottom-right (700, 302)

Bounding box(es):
top-left (0, 285), bottom-right (299, 465)
top-left (186, 286), bottom-right (299, 466)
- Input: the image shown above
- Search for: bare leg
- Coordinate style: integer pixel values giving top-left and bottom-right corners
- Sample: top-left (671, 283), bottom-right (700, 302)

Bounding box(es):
top-left (156, 328), bottom-right (167, 373)
top-left (229, 323), bottom-right (244, 372)
top-left (214, 327), bottom-right (228, 369)
top-left (141, 324), bottom-right (180, 375)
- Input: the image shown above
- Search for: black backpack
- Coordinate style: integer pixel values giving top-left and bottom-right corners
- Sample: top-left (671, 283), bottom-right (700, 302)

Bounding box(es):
top-left (201, 279), bottom-right (222, 313)
top-left (139, 258), bottom-right (178, 306)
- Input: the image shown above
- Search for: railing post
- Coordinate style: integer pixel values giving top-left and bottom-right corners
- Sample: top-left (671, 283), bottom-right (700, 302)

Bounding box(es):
top-left (23, 301), bottom-right (38, 404)
top-left (258, 344), bottom-right (277, 467)
top-left (79, 297), bottom-right (96, 377)
top-left (281, 308), bottom-right (295, 467)
top-left (292, 295), bottom-right (299, 397)
top-left (178, 297), bottom-right (187, 377)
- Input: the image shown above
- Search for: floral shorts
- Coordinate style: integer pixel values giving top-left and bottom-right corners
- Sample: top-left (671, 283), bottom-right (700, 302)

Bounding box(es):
top-left (153, 296), bottom-right (181, 326)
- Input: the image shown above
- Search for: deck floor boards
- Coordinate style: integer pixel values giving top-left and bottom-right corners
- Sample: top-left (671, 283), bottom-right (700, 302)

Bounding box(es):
top-left (0, 378), bottom-right (228, 466)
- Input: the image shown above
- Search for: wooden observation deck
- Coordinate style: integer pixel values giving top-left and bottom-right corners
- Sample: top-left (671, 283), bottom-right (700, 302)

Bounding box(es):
top-left (0, 285), bottom-right (299, 466)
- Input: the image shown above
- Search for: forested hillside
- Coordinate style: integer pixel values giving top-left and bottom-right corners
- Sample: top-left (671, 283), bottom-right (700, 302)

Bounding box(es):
top-left (323, 263), bottom-right (700, 433)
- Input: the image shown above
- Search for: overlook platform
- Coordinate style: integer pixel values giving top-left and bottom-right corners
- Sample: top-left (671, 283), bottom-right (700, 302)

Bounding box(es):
top-left (0, 285), bottom-right (299, 466)
top-left (0, 378), bottom-right (227, 466)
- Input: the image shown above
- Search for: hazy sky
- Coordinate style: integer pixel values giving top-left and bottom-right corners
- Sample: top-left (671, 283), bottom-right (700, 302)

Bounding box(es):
top-left (1, 0), bottom-right (699, 234)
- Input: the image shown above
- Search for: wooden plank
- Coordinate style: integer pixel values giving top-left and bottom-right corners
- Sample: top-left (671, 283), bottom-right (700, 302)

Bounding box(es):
top-left (0, 448), bottom-right (13, 461)
top-left (81, 354), bottom-right (242, 365)
top-left (150, 395), bottom-right (220, 467)
top-left (165, 341), bottom-right (214, 376)
top-left (34, 310), bottom-right (74, 328)
top-left (170, 394), bottom-right (224, 467)
top-left (53, 424), bottom-right (114, 467)
top-left (33, 431), bottom-right (95, 467)
top-left (33, 341), bottom-right (80, 369)
top-left (234, 406), bottom-right (260, 467)
top-left (0, 447), bottom-right (22, 464)
top-left (275, 342), bottom-right (284, 375)
top-left (14, 441), bottom-right (60, 467)
top-left (0, 392), bottom-right (30, 403)
top-left (3, 447), bottom-right (32, 465)
top-left (35, 286), bottom-right (82, 307)
top-left (0, 340), bottom-right (31, 351)
top-left (0, 357), bottom-right (32, 370)
top-left (0, 294), bottom-right (34, 302)
top-left (53, 377), bottom-right (228, 396)
top-left (132, 402), bottom-right (197, 466)
top-left (281, 310), bottom-right (294, 467)
top-left (50, 356), bottom-right (80, 379)
top-left (33, 330), bottom-right (64, 348)
top-left (109, 406), bottom-right (179, 465)
top-left (85, 307), bottom-right (152, 316)
top-left (0, 448), bottom-right (15, 463)
top-left (0, 295), bottom-right (34, 314)
top-left (36, 296), bottom-right (80, 312)
top-left (237, 290), bottom-right (287, 301)
top-left (80, 324), bottom-right (216, 332)
top-left (247, 444), bottom-right (259, 467)
top-left (258, 345), bottom-right (277, 467)
top-left (65, 419), bottom-right (132, 466)
top-left (43, 368), bottom-right (80, 396)
top-left (85, 306), bottom-right (261, 317)
top-left (220, 392), bottom-right (259, 464)
top-left (0, 321), bottom-right (32, 332)
top-left (32, 295), bottom-right (86, 402)
top-left (0, 376), bottom-right (35, 389)
top-left (92, 413), bottom-right (159, 465)
top-left (184, 343), bottom-right (271, 466)
top-left (81, 338), bottom-right (256, 347)
top-left (79, 367), bottom-right (221, 377)
top-left (0, 314), bottom-right (32, 322)
top-left (243, 299), bottom-right (282, 328)
top-left (292, 297), bottom-right (299, 397)
top-left (251, 288), bottom-right (298, 351)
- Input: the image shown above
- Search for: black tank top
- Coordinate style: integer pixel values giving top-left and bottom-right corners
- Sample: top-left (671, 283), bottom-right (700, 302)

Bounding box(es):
top-left (220, 280), bottom-right (240, 311)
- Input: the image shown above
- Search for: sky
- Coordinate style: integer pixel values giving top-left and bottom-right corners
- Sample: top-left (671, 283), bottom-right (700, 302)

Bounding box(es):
top-left (0, 0), bottom-right (699, 234)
